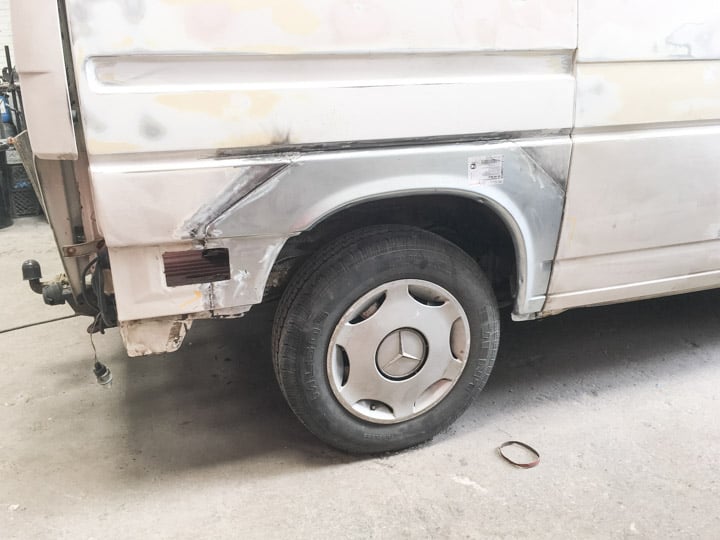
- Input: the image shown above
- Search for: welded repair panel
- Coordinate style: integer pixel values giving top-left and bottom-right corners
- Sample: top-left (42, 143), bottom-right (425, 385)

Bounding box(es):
top-left (64, 0), bottom-right (577, 155)
top-left (98, 139), bottom-right (569, 321)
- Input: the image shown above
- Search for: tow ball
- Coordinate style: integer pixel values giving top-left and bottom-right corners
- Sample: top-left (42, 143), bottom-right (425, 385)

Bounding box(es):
top-left (21, 259), bottom-right (70, 306)
top-left (22, 259), bottom-right (113, 387)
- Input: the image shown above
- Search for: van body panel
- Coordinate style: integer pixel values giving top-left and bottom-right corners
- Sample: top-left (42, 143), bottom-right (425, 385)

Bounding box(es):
top-left (545, 0), bottom-right (720, 311)
top-left (103, 139), bottom-right (567, 323)
top-left (64, 0), bottom-right (577, 155)
top-left (12, 1), bottom-right (720, 354)
top-left (577, 0), bottom-right (720, 62)
top-left (80, 52), bottom-right (574, 155)
top-left (53, 0), bottom-right (578, 347)
top-left (10, 0), bottom-right (77, 159)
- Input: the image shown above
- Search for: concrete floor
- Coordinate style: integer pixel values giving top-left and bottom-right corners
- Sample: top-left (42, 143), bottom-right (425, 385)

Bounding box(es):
top-left (1, 217), bottom-right (719, 539)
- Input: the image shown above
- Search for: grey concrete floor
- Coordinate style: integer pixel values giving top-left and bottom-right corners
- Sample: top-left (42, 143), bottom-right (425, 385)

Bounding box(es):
top-left (0, 216), bottom-right (73, 332)
top-left (1, 217), bottom-right (720, 539)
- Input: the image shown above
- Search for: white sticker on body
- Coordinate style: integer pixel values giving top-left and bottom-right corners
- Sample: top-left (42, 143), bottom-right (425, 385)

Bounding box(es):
top-left (468, 155), bottom-right (504, 185)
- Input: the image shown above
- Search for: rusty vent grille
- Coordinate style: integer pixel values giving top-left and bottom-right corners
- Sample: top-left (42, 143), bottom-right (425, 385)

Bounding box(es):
top-left (163, 248), bottom-right (231, 287)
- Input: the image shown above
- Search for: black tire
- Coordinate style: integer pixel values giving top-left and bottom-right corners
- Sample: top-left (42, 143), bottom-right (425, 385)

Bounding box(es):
top-left (273, 225), bottom-right (500, 453)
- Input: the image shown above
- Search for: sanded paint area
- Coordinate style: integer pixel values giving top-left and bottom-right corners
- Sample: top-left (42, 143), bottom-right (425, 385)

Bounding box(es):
top-left (1, 220), bottom-right (719, 538)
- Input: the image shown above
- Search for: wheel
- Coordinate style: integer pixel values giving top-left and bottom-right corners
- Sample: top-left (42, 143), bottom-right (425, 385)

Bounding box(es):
top-left (273, 225), bottom-right (500, 453)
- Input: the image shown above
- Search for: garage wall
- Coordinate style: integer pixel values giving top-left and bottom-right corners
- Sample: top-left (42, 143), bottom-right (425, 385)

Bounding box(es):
top-left (0, 0), bottom-right (11, 58)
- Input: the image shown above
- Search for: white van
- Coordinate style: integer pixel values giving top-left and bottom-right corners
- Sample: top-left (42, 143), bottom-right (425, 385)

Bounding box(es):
top-left (11, 1), bottom-right (720, 452)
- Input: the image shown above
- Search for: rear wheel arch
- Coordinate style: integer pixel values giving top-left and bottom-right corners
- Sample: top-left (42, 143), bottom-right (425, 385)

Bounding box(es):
top-left (265, 192), bottom-right (526, 312)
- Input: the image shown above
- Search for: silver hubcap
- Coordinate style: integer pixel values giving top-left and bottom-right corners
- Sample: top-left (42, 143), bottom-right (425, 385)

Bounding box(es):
top-left (327, 279), bottom-right (470, 424)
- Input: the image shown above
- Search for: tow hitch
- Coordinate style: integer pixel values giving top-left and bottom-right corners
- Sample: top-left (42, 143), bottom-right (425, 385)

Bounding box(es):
top-left (22, 258), bottom-right (115, 387)
top-left (21, 252), bottom-right (117, 331)
top-left (21, 259), bottom-right (72, 306)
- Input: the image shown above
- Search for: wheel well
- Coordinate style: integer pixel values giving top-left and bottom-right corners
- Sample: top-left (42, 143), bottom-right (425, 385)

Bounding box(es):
top-left (264, 195), bottom-right (518, 306)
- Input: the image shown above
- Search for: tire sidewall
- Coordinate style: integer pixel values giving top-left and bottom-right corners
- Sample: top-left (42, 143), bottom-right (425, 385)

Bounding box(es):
top-left (277, 228), bottom-right (499, 452)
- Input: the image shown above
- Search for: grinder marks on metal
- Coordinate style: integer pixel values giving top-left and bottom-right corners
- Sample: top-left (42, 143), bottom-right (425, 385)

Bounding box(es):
top-left (179, 162), bottom-right (289, 239)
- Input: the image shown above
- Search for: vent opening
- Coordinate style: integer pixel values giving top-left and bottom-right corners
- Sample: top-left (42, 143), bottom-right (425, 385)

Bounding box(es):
top-left (163, 248), bottom-right (231, 287)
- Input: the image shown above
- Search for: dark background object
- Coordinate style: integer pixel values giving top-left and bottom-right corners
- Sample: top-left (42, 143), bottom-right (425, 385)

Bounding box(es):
top-left (0, 44), bottom-right (38, 226)
top-left (8, 161), bottom-right (40, 217)
top-left (163, 248), bottom-right (232, 287)
top-left (0, 140), bottom-right (11, 228)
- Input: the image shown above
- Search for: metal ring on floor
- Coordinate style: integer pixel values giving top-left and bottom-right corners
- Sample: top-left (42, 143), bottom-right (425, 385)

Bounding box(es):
top-left (498, 440), bottom-right (540, 469)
